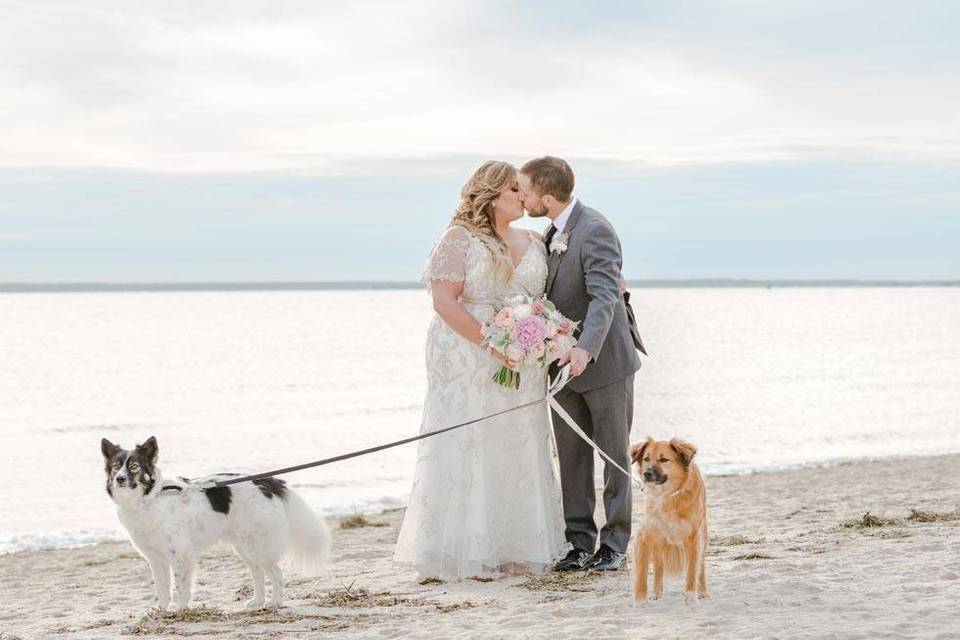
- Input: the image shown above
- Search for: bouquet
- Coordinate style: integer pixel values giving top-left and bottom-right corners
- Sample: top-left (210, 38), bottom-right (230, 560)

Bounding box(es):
top-left (482, 295), bottom-right (579, 389)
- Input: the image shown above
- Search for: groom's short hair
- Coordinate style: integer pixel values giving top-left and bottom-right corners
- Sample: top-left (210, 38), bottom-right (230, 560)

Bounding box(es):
top-left (521, 156), bottom-right (575, 202)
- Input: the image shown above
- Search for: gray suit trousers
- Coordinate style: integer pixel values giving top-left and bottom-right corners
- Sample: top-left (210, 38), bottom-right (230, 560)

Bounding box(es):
top-left (551, 374), bottom-right (635, 555)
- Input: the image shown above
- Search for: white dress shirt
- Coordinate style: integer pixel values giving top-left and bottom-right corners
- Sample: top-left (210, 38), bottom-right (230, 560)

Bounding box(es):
top-left (551, 197), bottom-right (578, 233)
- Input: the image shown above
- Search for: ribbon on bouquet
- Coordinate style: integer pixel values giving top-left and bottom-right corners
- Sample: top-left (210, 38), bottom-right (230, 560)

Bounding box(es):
top-left (545, 365), bottom-right (643, 488)
top-left (207, 364), bottom-right (640, 489)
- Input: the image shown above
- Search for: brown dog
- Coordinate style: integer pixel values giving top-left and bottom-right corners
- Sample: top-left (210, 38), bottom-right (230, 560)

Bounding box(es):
top-left (630, 437), bottom-right (708, 604)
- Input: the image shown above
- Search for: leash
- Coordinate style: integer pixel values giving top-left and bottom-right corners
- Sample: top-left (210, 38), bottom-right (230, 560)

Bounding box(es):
top-left (209, 364), bottom-right (641, 489)
top-left (544, 366), bottom-right (641, 487)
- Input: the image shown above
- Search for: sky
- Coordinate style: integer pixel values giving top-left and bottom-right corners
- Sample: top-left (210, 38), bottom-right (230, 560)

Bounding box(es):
top-left (1, 0), bottom-right (958, 281)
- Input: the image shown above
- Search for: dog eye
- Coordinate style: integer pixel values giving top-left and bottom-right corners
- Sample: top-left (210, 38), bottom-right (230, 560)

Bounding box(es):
top-left (659, 457), bottom-right (669, 463)
top-left (112, 461), bottom-right (122, 470)
top-left (128, 462), bottom-right (140, 472)
top-left (643, 456), bottom-right (650, 462)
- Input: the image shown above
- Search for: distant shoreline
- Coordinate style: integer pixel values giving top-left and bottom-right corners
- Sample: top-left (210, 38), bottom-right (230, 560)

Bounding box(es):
top-left (1, 279), bottom-right (958, 293)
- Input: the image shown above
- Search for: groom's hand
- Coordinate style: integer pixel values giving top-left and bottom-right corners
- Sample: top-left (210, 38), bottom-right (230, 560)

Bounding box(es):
top-left (561, 347), bottom-right (591, 377)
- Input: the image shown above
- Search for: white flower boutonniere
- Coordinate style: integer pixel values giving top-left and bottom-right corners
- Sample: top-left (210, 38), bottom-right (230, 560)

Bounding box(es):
top-left (550, 232), bottom-right (569, 256)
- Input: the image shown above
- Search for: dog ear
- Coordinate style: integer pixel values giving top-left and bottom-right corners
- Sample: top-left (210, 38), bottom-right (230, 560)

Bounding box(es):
top-left (629, 437), bottom-right (654, 464)
top-left (669, 438), bottom-right (697, 467)
top-left (101, 438), bottom-right (120, 460)
top-left (137, 436), bottom-right (159, 465)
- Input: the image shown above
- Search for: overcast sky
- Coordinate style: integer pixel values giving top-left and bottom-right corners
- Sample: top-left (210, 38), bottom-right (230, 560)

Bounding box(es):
top-left (1, 1), bottom-right (958, 281)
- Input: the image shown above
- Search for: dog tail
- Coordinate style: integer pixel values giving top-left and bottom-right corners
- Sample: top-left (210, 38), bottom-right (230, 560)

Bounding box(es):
top-left (662, 543), bottom-right (686, 575)
top-left (282, 489), bottom-right (330, 575)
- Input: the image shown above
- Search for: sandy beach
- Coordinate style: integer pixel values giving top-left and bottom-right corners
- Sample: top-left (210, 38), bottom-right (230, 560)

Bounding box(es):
top-left (2, 453), bottom-right (958, 640)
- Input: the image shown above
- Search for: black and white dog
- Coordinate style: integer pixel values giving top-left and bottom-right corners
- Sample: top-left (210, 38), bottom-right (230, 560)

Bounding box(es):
top-left (101, 436), bottom-right (329, 611)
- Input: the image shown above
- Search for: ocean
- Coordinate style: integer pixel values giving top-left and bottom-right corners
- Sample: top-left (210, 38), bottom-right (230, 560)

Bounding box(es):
top-left (1, 287), bottom-right (958, 554)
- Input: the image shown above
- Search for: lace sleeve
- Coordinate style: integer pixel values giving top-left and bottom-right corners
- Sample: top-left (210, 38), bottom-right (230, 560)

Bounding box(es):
top-left (422, 225), bottom-right (472, 285)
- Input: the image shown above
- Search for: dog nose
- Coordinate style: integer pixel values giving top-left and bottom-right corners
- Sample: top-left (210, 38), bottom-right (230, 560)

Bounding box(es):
top-left (116, 476), bottom-right (127, 485)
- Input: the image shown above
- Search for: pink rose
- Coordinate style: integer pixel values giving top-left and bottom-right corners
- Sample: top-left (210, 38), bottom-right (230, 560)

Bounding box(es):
top-left (545, 321), bottom-right (559, 338)
top-left (557, 319), bottom-right (573, 335)
top-left (531, 298), bottom-right (545, 315)
top-left (495, 307), bottom-right (514, 328)
top-left (530, 341), bottom-right (546, 359)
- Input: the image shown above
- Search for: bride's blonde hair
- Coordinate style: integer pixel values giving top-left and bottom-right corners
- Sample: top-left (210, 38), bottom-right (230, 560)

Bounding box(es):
top-left (450, 160), bottom-right (516, 282)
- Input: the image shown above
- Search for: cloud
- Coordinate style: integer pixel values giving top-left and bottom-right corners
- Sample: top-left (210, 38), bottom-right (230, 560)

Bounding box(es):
top-left (0, 1), bottom-right (958, 172)
top-left (1, 157), bottom-right (957, 281)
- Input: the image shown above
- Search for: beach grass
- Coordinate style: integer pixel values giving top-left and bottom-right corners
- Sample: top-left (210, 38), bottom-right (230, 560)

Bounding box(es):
top-left (906, 509), bottom-right (960, 523)
top-left (519, 571), bottom-right (602, 592)
top-left (340, 514), bottom-right (389, 529)
top-left (841, 512), bottom-right (902, 529)
top-left (733, 553), bottom-right (776, 560)
top-left (714, 535), bottom-right (766, 546)
top-left (304, 580), bottom-right (427, 608)
top-left (841, 508), bottom-right (960, 530)
top-left (126, 605), bottom-right (229, 634)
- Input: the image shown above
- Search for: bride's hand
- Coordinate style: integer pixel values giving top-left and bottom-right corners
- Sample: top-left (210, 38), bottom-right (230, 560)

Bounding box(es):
top-left (484, 344), bottom-right (518, 370)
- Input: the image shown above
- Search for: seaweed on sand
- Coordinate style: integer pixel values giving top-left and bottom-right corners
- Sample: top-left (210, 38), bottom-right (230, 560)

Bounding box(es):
top-left (340, 514), bottom-right (389, 529)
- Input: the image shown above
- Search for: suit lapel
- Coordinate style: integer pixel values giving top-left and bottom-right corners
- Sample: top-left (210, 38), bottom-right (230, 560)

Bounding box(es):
top-left (545, 201), bottom-right (586, 295)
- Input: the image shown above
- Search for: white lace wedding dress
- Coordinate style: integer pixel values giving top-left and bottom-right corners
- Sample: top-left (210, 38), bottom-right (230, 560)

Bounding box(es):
top-left (394, 225), bottom-right (568, 580)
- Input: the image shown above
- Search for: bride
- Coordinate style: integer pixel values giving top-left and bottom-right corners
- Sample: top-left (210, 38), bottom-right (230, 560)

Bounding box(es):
top-left (394, 160), bottom-right (568, 581)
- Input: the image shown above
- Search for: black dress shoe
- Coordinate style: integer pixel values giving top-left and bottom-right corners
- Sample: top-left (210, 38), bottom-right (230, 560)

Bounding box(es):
top-left (585, 545), bottom-right (624, 571)
top-left (553, 548), bottom-right (592, 572)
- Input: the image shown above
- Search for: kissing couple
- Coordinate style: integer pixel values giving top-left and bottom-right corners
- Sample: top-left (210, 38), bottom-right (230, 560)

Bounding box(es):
top-left (394, 156), bottom-right (644, 580)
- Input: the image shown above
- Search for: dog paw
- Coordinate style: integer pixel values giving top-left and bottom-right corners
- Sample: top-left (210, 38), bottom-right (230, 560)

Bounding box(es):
top-left (245, 598), bottom-right (266, 610)
top-left (684, 591), bottom-right (699, 605)
top-left (698, 590), bottom-right (712, 599)
top-left (650, 591), bottom-right (663, 600)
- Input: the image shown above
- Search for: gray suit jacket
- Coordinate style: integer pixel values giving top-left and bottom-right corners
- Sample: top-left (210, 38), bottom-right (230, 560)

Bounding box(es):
top-left (546, 201), bottom-right (642, 393)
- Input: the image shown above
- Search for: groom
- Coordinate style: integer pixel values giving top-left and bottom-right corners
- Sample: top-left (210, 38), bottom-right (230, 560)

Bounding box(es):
top-left (519, 157), bottom-right (643, 572)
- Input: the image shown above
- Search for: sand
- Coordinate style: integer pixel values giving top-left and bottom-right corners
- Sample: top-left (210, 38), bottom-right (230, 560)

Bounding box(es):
top-left (1, 454), bottom-right (958, 640)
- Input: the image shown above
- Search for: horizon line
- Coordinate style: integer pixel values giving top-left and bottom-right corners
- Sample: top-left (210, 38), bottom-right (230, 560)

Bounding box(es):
top-left (2, 279), bottom-right (958, 293)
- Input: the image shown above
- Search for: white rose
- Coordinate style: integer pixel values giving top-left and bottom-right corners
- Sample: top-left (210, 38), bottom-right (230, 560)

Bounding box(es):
top-left (505, 344), bottom-right (525, 363)
top-left (546, 341), bottom-right (564, 362)
top-left (556, 335), bottom-right (577, 355)
top-left (486, 326), bottom-right (508, 348)
top-left (514, 304), bottom-right (533, 320)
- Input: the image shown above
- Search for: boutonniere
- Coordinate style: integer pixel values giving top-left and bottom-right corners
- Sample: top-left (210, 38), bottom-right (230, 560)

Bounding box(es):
top-left (550, 232), bottom-right (569, 256)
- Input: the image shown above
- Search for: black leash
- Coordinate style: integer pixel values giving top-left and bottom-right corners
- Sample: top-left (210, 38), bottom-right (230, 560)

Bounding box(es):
top-left (211, 396), bottom-right (547, 488)
top-left (208, 365), bottom-right (641, 490)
